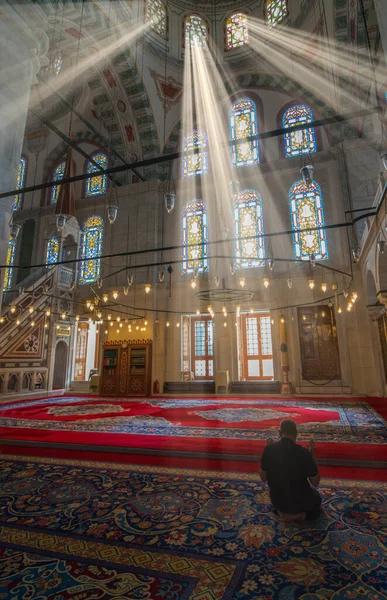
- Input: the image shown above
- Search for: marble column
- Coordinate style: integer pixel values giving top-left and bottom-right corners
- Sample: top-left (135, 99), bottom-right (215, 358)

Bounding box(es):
top-left (279, 313), bottom-right (291, 394)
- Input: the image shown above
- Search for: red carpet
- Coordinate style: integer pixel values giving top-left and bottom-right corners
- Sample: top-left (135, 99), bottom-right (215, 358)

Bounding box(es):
top-left (0, 395), bottom-right (386, 465)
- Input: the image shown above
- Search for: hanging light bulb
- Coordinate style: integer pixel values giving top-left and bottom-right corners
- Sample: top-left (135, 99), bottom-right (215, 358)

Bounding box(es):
top-left (28, 306), bottom-right (34, 314)
top-left (106, 205), bottom-right (118, 224)
top-left (97, 278), bottom-right (103, 289)
top-left (119, 323), bottom-right (123, 328)
top-left (338, 306), bottom-right (342, 314)
top-left (86, 300), bottom-right (91, 308)
top-left (127, 274), bottom-right (134, 286)
top-left (321, 311), bottom-right (326, 318)
top-left (56, 324), bottom-right (60, 330)
top-left (10, 306), bottom-right (16, 314)
top-left (123, 286), bottom-right (129, 296)
top-left (46, 309), bottom-right (51, 317)
top-left (166, 321), bottom-right (170, 327)
top-left (343, 289), bottom-right (349, 299)
top-left (302, 314), bottom-right (307, 321)
top-left (145, 284), bottom-right (151, 294)
top-left (103, 294), bottom-right (108, 303)
top-left (352, 247), bottom-right (360, 263)
top-left (230, 264), bottom-right (236, 276)
top-left (16, 319), bottom-right (20, 325)
top-left (300, 164), bottom-right (314, 185)
top-left (280, 316), bottom-right (285, 324)
top-left (214, 276), bottom-right (221, 288)
top-left (109, 321), bottom-right (113, 327)
top-left (250, 308), bottom-right (254, 314)
top-left (89, 303), bottom-right (94, 312)
top-left (144, 320), bottom-right (148, 326)
top-left (309, 279), bottom-right (315, 289)
top-left (107, 314), bottom-right (112, 321)
top-left (56, 214), bottom-right (67, 231)
top-left (239, 278), bottom-right (245, 288)
top-left (0, 317), bottom-right (4, 324)
top-left (9, 223), bottom-right (21, 240)
top-left (158, 269), bottom-right (165, 283)
top-left (176, 322), bottom-right (180, 328)
top-left (347, 303), bottom-right (352, 312)
top-left (116, 316), bottom-right (121, 322)
top-left (136, 325), bottom-right (140, 331)
top-left (97, 312), bottom-right (102, 319)
top-left (352, 292), bottom-right (358, 301)
top-left (271, 318), bottom-right (275, 325)
top-left (332, 283), bottom-right (338, 291)
top-left (30, 320), bottom-right (35, 327)
top-left (223, 321), bottom-right (227, 327)
top-left (287, 278), bottom-right (293, 289)
top-left (164, 193), bottom-right (176, 213)
top-left (309, 254), bottom-right (316, 268)
top-left (61, 312), bottom-right (66, 320)
top-left (267, 258), bottom-right (275, 271)
top-left (378, 240), bottom-right (386, 254)
top-left (190, 278), bottom-right (197, 289)
top-left (105, 329), bottom-right (108, 334)
top-left (196, 309), bottom-right (200, 315)
top-left (116, 329), bottom-right (120, 333)
top-left (112, 291), bottom-right (118, 300)
top-left (263, 278), bottom-right (270, 288)
top-left (321, 282), bottom-right (327, 293)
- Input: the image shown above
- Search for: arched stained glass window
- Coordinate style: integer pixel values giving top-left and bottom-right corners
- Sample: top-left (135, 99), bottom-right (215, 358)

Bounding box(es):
top-left (229, 98), bottom-right (259, 168)
top-left (266, 0), bottom-right (288, 26)
top-left (185, 15), bottom-right (207, 48)
top-left (290, 180), bottom-right (327, 261)
top-left (3, 237), bottom-right (17, 292)
top-left (146, 0), bottom-right (167, 37)
top-left (79, 215), bottom-right (104, 284)
top-left (226, 13), bottom-right (248, 50)
top-left (234, 189), bottom-right (265, 269)
top-left (85, 152), bottom-right (108, 197)
top-left (182, 130), bottom-right (208, 177)
top-left (46, 236), bottom-right (59, 269)
top-left (182, 199), bottom-right (208, 274)
top-left (13, 156), bottom-right (27, 212)
top-left (283, 104), bottom-right (316, 158)
top-left (50, 160), bottom-right (66, 206)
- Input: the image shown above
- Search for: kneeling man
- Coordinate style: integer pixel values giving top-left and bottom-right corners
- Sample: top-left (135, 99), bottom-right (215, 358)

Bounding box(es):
top-left (260, 419), bottom-right (321, 521)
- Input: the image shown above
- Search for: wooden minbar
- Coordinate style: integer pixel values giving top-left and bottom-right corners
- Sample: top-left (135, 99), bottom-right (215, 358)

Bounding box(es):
top-left (101, 340), bottom-right (152, 396)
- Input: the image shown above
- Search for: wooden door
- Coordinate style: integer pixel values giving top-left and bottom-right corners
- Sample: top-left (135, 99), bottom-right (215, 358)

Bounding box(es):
top-left (191, 316), bottom-right (214, 380)
top-left (127, 343), bottom-right (152, 396)
top-left (240, 312), bottom-right (274, 380)
top-left (298, 306), bottom-right (341, 381)
top-left (53, 341), bottom-right (68, 389)
top-left (74, 323), bottom-right (88, 381)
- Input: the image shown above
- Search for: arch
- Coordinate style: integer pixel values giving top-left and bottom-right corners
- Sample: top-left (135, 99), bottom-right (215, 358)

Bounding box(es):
top-left (7, 374), bottom-right (18, 393)
top-left (182, 129), bottom-right (208, 177)
top-left (266, 0), bottom-right (288, 26)
top-left (13, 156), bottom-right (27, 212)
top-left (49, 159), bottom-right (66, 206)
top-left (229, 97), bottom-right (260, 168)
top-left (226, 12), bottom-right (248, 50)
top-left (3, 236), bottom-right (17, 292)
top-left (85, 150), bottom-right (108, 197)
top-left (53, 341), bottom-right (68, 389)
top-left (146, 0), bottom-right (168, 38)
top-left (289, 179), bottom-right (328, 261)
top-left (182, 199), bottom-right (208, 274)
top-left (185, 14), bottom-right (207, 48)
top-left (282, 104), bottom-right (317, 158)
top-left (233, 189), bottom-right (265, 269)
top-left (46, 236), bottom-right (59, 268)
top-left (79, 215), bottom-right (104, 285)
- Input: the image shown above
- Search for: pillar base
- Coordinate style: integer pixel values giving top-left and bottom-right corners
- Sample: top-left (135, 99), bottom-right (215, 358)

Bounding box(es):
top-left (281, 382), bottom-right (291, 394)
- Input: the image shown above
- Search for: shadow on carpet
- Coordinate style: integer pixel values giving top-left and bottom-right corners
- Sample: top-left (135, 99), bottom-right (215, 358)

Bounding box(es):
top-left (0, 455), bottom-right (386, 599)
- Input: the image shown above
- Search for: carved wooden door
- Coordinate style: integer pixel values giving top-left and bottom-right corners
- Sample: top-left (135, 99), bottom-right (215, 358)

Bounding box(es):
top-left (298, 306), bottom-right (341, 381)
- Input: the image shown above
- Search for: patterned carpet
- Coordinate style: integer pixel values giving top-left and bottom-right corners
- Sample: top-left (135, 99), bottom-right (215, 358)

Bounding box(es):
top-left (0, 455), bottom-right (386, 599)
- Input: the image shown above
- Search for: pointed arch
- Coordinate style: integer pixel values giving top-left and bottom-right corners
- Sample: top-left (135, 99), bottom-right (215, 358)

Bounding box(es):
top-left (185, 15), bottom-right (207, 48)
top-left (229, 97), bottom-right (259, 168)
top-left (3, 237), bottom-right (17, 292)
top-left (49, 159), bottom-right (66, 206)
top-left (182, 130), bottom-right (208, 177)
top-left (266, 0), bottom-right (288, 26)
top-left (85, 151), bottom-right (108, 197)
top-left (226, 13), bottom-right (248, 50)
top-left (146, 0), bottom-right (168, 38)
top-left (282, 104), bottom-right (317, 157)
top-left (46, 236), bottom-right (59, 269)
top-left (290, 179), bottom-right (328, 261)
top-left (13, 156), bottom-right (27, 212)
top-left (79, 215), bottom-right (104, 284)
top-left (234, 189), bottom-right (265, 269)
top-left (182, 199), bottom-right (208, 274)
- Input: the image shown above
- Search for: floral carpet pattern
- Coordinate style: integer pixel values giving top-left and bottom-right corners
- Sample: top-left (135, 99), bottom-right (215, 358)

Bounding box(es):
top-left (0, 455), bottom-right (386, 599)
top-left (0, 396), bottom-right (386, 444)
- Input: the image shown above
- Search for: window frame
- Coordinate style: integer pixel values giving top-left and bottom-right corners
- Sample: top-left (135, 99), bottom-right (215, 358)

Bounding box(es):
top-left (190, 315), bottom-right (214, 380)
top-left (239, 312), bottom-right (274, 381)
top-left (79, 215), bottom-right (104, 285)
top-left (229, 96), bottom-right (260, 168)
top-left (225, 12), bottom-right (249, 51)
top-left (289, 179), bottom-right (328, 261)
top-left (13, 155), bottom-right (27, 212)
top-left (83, 150), bottom-right (108, 198)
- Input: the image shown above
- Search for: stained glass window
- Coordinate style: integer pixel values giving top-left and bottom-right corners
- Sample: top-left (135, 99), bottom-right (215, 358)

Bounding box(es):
top-left (234, 189), bottom-right (265, 269)
top-left (266, 0), bottom-right (288, 26)
top-left (226, 13), bottom-right (248, 50)
top-left (79, 215), bottom-right (104, 284)
top-left (182, 199), bottom-right (208, 274)
top-left (50, 160), bottom-right (66, 206)
top-left (13, 156), bottom-right (27, 212)
top-left (283, 104), bottom-right (316, 158)
top-left (185, 15), bottom-right (207, 48)
top-left (182, 130), bottom-right (208, 177)
top-left (146, 0), bottom-right (167, 37)
top-left (85, 152), bottom-right (108, 197)
top-left (46, 236), bottom-right (59, 269)
top-left (229, 98), bottom-right (259, 168)
top-left (290, 179), bottom-right (328, 261)
top-left (3, 237), bottom-right (17, 292)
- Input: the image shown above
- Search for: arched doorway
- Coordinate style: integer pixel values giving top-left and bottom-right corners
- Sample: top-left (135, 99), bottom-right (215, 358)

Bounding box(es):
top-left (53, 341), bottom-right (68, 389)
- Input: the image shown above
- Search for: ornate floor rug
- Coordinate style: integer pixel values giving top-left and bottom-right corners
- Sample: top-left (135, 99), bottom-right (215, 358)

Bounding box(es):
top-left (0, 395), bottom-right (386, 463)
top-left (0, 454), bottom-right (386, 599)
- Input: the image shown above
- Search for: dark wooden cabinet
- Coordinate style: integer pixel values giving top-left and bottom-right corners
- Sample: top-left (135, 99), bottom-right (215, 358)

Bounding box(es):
top-left (101, 341), bottom-right (152, 396)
